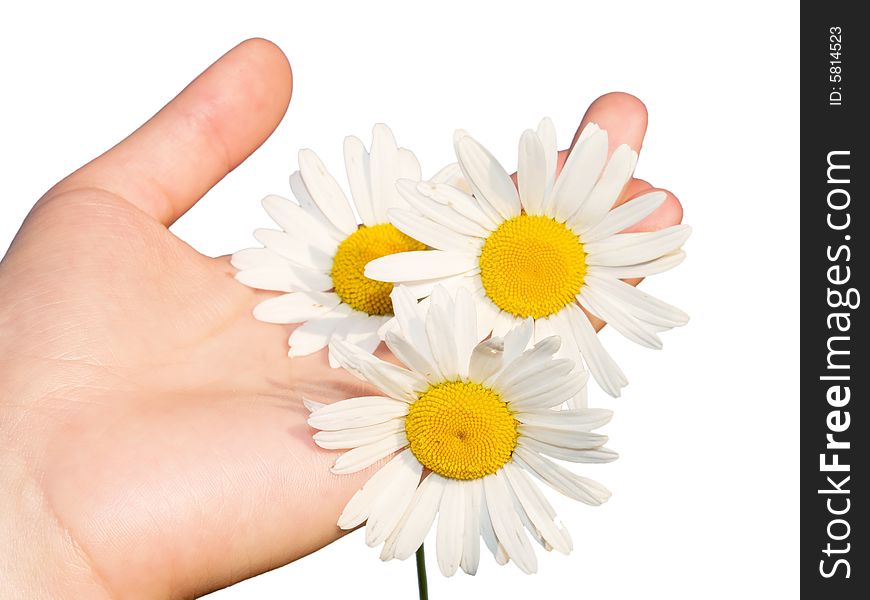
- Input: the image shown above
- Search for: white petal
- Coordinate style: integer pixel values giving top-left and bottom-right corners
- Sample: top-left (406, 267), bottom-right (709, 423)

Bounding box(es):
top-left (398, 147), bottom-right (422, 181)
top-left (518, 425), bottom-right (608, 450)
top-left (519, 437), bottom-right (618, 464)
top-left (436, 479), bottom-right (466, 577)
top-left (415, 180), bottom-right (498, 232)
top-left (491, 337), bottom-right (563, 389)
top-left (344, 135), bottom-right (378, 225)
top-left (365, 250), bottom-right (478, 282)
top-left (579, 287), bottom-right (662, 349)
top-left (385, 330), bottom-right (437, 381)
top-left (252, 292), bottom-right (341, 324)
top-left (456, 134), bottom-right (521, 220)
top-left (390, 286), bottom-right (435, 363)
top-left (460, 479), bottom-right (482, 575)
top-left (586, 250), bottom-right (686, 279)
top-left (331, 431), bottom-right (408, 474)
top-left (503, 462), bottom-right (572, 554)
top-left (505, 369), bottom-right (588, 411)
top-left (584, 224), bottom-right (692, 267)
top-left (360, 358), bottom-right (428, 402)
top-left (513, 446), bottom-right (611, 506)
top-left (536, 117), bottom-right (558, 193)
top-left (502, 318), bottom-right (534, 366)
top-left (514, 407), bottom-right (613, 431)
top-left (370, 123), bottom-right (403, 213)
top-left (547, 129), bottom-right (608, 223)
top-left (567, 144), bottom-right (636, 231)
top-left (302, 397), bottom-right (325, 412)
top-left (288, 304), bottom-right (352, 357)
top-left (231, 247), bottom-right (284, 270)
top-left (473, 292), bottom-right (501, 340)
top-left (428, 162), bottom-right (463, 187)
top-left (387, 208), bottom-right (482, 254)
top-left (398, 180), bottom-right (492, 238)
top-left (289, 171), bottom-right (342, 237)
top-left (307, 396), bottom-right (409, 431)
top-left (235, 264), bottom-right (332, 293)
top-left (314, 419), bottom-right (406, 450)
top-left (338, 448), bottom-right (418, 529)
top-left (425, 286), bottom-right (458, 379)
top-left (364, 451), bottom-right (424, 546)
top-left (581, 190), bottom-right (666, 242)
top-left (468, 337), bottom-right (505, 383)
top-left (491, 310), bottom-right (519, 340)
top-left (518, 129), bottom-right (547, 215)
top-left (389, 473), bottom-right (447, 560)
top-left (261, 193), bottom-right (345, 246)
top-left (253, 228), bottom-right (334, 272)
top-left (482, 472), bottom-right (537, 574)
top-left (298, 149), bottom-right (358, 234)
top-left (453, 288), bottom-right (479, 378)
top-left (565, 303), bottom-right (628, 397)
top-left (585, 274), bottom-right (689, 327)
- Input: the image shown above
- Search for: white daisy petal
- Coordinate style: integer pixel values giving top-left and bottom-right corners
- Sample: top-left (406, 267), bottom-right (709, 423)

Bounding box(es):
top-left (491, 310), bottom-right (519, 340)
top-left (454, 287), bottom-right (479, 377)
top-left (514, 407), bottom-right (613, 431)
top-left (519, 437), bottom-right (619, 464)
top-left (536, 117), bottom-right (558, 193)
top-left (479, 483), bottom-right (503, 562)
top-left (491, 337), bottom-right (563, 388)
top-left (331, 431), bottom-right (408, 475)
top-left (514, 446), bottom-right (611, 506)
top-left (506, 369), bottom-right (588, 411)
top-left (565, 303), bottom-right (628, 397)
top-left (547, 129), bottom-right (608, 223)
top-left (584, 224), bottom-right (692, 267)
top-left (235, 264), bottom-right (333, 293)
top-left (389, 473), bottom-right (447, 560)
top-left (307, 396), bottom-right (409, 431)
top-left (436, 479), bottom-right (466, 577)
top-left (504, 462), bottom-right (572, 554)
top-left (468, 337), bottom-right (505, 383)
top-left (566, 144), bottom-right (636, 232)
top-left (415, 181), bottom-right (497, 232)
top-left (298, 149), bottom-right (358, 234)
top-left (460, 479), bottom-right (482, 575)
top-left (288, 304), bottom-right (352, 357)
top-left (581, 190), bottom-right (667, 243)
top-left (456, 135), bottom-right (521, 220)
top-left (387, 208), bottom-right (482, 254)
top-left (343, 135), bottom-right (378, 226)
top-left (370, 123), bottom-right (403, 213)
top-left (253, 228), bottom-right (334, 272)
top-left (357, 359), bottom-right (427, 402)
top-left (518, 129), bottom-right (547, 215)
top-left (390, 286), bottom-right (435, 362)
top-left (474, 292), bottom-right (501, 340)
top-left (398, 147), bottom-right (422, 181)
top-left (483, 472), bottom-right (537, 574)
top-left (364, 450), bottom-right (424, 547)
top-left (502, 317), bottom-right (534, 365)
top-left (518, 425), bottom-right (608, 450)
top-left (253, 292), bottom-right (341, 324)
top-left (544, 310), bottom-right (587, 408)
top-left (579, 287), bottom-right (663, 349)
top-left (289, 171), bottom-right (340, 236)
top-left (314, 419), bottom-right (406, 450)
top-left (365, 250), bottom-right (478, 282)
top-left (338, 448), bottom-right (418, 529)
top-left (585, 273), bottom-right (689, 327)
top-left (231, 247), bottom-right (285, 270)
top-left (397, 180), bottom-right (492, 238)
top-left (587, 250), bottom-right (686, 279)
top-left (428, 162), bottom-right (463, 186)
top-left (261, 194), bottom-right (345, 247)
top-left (302, 397), bottom-right (325, 412)
top-left (425, 287), bottom-right (459, 379)
top-left (385, 330), bottom-right (438, 381)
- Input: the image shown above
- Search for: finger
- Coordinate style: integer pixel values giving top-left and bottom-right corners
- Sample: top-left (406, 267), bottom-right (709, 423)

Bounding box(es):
top-left (52, 38), bottom-right (292, 226)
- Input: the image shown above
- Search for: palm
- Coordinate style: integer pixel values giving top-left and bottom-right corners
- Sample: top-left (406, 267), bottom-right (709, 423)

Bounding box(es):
top-left (0, 40), bottom-right (681, 598)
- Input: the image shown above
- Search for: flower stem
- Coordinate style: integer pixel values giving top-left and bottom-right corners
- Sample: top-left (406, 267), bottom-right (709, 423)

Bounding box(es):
top-left (415, 544), bottom-right (429, 600)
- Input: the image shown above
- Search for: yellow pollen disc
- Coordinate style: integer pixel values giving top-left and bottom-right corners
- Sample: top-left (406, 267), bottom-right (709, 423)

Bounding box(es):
top-left (479, 214), bottom-right (586, 319)
top-left (331, 223), bottom-right (425, 316)
top-left (405, 381), bottom-right (518, 480)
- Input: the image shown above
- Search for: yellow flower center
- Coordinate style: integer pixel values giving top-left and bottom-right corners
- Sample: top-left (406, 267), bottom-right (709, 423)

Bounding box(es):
top-left (331, 224), bottom-right (425, 316)
top-left (405, 381), bottom-right (518, 480)
top-left (479, 214), bottom-right (586, 319)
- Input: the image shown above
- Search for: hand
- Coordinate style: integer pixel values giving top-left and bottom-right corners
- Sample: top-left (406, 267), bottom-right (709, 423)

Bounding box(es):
top-left (0, 39), bottom-right (682, 598)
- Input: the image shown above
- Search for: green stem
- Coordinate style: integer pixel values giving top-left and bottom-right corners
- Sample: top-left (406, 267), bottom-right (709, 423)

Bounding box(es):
top-left (415, 544), bottom-right (429, 600)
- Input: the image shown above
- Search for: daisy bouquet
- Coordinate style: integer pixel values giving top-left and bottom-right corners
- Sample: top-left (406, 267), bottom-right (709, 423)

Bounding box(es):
top-left (233, 118), bottom-right (689, 596)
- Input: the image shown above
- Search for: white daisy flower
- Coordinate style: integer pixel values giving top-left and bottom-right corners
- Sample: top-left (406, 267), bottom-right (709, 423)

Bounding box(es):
top-left (306, 285), bottom-right (615, 576)
top-left (364, 119), bottom-right (691, 398)
top-left (232, 124), bottom-right (461, 362)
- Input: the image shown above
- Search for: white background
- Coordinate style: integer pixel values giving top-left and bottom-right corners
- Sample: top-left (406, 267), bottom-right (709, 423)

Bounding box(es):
top-left (0, 1), bottom-right (799, 598)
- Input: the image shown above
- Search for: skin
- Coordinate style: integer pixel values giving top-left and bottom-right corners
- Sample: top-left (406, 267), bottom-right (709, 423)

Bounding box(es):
top-left (0, 39), bottom-right (683, 598)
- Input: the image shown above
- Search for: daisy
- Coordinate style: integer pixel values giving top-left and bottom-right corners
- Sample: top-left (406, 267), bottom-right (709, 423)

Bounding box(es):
top-left (365, 119), bottom-right (691, 398)
top-left (306, 285), bottom-right (616, 575)
top-left (232, 124), bottom-right (461, 361)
